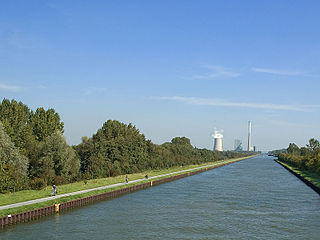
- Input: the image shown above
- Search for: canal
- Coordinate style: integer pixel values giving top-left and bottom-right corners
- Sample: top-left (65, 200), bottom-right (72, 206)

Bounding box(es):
top-left (1, 155), bottom-right (320, 239)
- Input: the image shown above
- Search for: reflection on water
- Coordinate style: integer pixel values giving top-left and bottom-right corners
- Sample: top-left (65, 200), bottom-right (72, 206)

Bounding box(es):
top-left (1, 155), bottom-right (320, 239)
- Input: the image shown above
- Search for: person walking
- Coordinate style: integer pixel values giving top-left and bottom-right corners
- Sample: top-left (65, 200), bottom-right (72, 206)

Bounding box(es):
top-left (125, 175), bottom-right (128, 183)
top-left (52, 185), bottom-right (57, 196)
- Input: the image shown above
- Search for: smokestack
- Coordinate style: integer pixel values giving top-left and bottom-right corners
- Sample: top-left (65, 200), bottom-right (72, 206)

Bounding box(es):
top-left (247, 121), bottom-right (252, 151)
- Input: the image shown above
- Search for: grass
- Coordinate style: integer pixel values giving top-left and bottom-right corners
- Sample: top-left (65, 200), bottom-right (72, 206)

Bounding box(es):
top-left (278, 161), bottom-right (320, 188)
top-left (0, 156), bottom-right (255, 217)
top-left (0, 182), bottom-right (142, 217)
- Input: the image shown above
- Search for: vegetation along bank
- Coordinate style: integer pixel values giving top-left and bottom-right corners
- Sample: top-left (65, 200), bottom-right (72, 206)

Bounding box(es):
top-left (276, 138), bottom-right (320, 194)
top-left (0, 156), bottom-right (255, 227)
top-left (0, 98), bottom-right (252, 193)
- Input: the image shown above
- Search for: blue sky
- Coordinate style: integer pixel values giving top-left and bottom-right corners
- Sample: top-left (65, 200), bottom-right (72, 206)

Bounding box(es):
top-left (1, 1), bottom-right (319, 151)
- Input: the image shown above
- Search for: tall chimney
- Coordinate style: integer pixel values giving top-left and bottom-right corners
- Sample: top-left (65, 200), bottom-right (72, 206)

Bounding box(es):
top-left (248, 121), bottom-right (252, 151)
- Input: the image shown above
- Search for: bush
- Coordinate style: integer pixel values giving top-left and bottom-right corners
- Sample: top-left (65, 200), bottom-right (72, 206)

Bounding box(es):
top-left (30, 178), bottom-right (47, 190)
top-left (82, 172), bottom-right (91, 184)
top-left (54, 176), bottom-right (67, 185)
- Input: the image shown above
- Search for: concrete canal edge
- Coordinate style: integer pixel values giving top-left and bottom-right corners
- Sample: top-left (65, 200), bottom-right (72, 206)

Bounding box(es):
top-left (275, 160), bottom-right (320, 196)
top-left (0, 157), bottom-right (253, 228)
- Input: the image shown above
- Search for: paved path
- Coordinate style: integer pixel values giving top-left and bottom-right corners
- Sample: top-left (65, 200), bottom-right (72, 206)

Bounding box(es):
top-left (0, 158), bottom-right (244, 211)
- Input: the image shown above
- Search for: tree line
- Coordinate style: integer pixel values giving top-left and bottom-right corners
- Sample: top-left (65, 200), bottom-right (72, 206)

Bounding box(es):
top-left (278, 138), bottom-right (320, 175)
top-left (0, 98), bottom-right (252, 193)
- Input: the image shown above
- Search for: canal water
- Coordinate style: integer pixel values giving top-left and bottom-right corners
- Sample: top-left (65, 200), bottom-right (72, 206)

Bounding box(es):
top-left (1, 155), bottom-right (320, 239)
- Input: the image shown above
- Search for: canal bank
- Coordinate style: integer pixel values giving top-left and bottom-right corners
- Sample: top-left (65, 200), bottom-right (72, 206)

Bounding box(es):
top-left (0, 155), bottom-right (255, 228)
top-left (275, 160), bottom-right (320, 195)
top-left (2, 155), bottom-right (320, 239)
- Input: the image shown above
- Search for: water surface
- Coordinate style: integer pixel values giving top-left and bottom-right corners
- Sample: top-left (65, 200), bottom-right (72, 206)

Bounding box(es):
top-left (1, 156), bottom-right (319, 239)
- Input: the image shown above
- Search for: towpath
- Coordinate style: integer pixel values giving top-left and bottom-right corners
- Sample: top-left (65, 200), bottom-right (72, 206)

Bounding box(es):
top-left (0, 158), bottom-right (245, 211)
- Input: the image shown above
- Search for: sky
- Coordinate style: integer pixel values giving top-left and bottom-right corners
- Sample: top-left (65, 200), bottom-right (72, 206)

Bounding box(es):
top-left (1, 0), bottom-right (319, 151)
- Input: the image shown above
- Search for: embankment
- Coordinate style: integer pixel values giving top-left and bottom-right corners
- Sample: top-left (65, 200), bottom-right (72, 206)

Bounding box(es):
top-left (0, 156), bottom-right (255, 228)
top-left (275, 159), bottom-right (320, 196)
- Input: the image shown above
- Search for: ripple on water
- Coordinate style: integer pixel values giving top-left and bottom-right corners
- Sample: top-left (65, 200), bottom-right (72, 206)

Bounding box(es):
top-left (1, 156), bottom-right (320, 240)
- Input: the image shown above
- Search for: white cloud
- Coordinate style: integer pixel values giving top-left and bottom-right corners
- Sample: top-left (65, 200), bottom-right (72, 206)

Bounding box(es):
top-left (0, 83), bottom-right (23, 92)
top-left (186, 65), bottom-right (240, 80)
top-left (265, 119), bottom-right (307, 127)
top-left (157, 96), bottom-right (320, 112)
top-left (252, 67), bottom-right (302, 76)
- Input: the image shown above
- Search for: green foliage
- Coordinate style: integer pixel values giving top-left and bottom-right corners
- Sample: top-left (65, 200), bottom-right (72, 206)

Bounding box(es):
top-left (0, 121), bottom-right (29, 192)
top-left (0, 99), bottom-right (32, 147)
top-left (0, 99), bottom-right (36, 161)
top-left (0, 98), bottom-right (252, 193)
top-left (0, 98), bottom-right (65, 183)
top-left (82, 172), bottom-right (91, 184)
top-left (307, 138), bottom-right (320, 153)
top-left (76, 120), bottom-right (252, 178)
top-left (0, 157), bottom-right (249, 217)
top-left (278, 138), bottom-right (320, 176)
top-left (76, 120), bottom-right (150, 177)
top-left (287, 143), bottom-right (300, 155)
top-left (54, 175), bottom-right (67, 185)
top-left (38, 131), bottom-right (80, 184)
top-left (171, 137), bottom-right (192, 146)
top-left (30, 107), bottom-right (64, 141)
top-left (30, 177), bottom-right (47, 190)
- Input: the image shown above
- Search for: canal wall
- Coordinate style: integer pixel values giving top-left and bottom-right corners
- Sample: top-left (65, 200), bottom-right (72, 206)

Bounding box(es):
top-left (0, 159), bottom-right (245, 228)
top-left (275, 160), bottom-right (320, 196)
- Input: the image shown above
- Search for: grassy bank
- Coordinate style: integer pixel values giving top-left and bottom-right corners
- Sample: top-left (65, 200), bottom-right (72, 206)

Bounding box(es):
top-left (0, 182), bottom-right (142, 217)
top-left (0, 156), bottom-right (255, 217)
top-left (277, 160), bottom-right (320, 188)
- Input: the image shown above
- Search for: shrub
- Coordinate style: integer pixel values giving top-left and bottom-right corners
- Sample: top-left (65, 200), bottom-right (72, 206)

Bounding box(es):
top-left (82, 172), bottom-right (91, 184)
top-left (30, 177), bottom-right (47, 190)
top-left (54, 175), bottom-right (67, 185)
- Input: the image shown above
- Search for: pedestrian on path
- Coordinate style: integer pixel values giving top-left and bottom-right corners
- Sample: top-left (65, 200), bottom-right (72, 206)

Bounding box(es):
top-left (52, 185), bottom-right (57, 196)
top-left (145, 173), bottom-right (148, 179)
top-left (125, 175), bottom-right (128, 183)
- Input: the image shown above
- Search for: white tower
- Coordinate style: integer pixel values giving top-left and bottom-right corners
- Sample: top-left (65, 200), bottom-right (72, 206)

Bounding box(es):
top-left (247, 121), bottom-right (253, 151)
top-left (212, 128), bottom-right (223, 151)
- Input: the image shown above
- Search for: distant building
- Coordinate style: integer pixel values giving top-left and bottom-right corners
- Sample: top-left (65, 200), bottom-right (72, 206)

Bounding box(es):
top-left (234, 139), bottom-right (243, 151)
top-left (212, 129), bottom-right (223, 151)
top-left (247, 121), bottom-right (254, 151)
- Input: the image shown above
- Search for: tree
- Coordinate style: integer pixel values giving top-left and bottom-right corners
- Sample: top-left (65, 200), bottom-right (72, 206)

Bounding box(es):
top-left (287, 143), bottom-right (300, 155)
top-left (30, 107), bottom-right (64, 141)
top-left (76, 120), bottom-right (150, 177)
top-left (171, 137), bottom-right (192, 146)
top-left (74, 136), bottom-right (94, 174)
top-left (0, 121), bottom-right (29, 192)
top-left (0, 98), bottom-right (33, 152)
top-left (307, 138), bottom-right (320, 153)
top-left (38, 131), bottom-right (80, 184)
top-left (0, 99), bottom-right (63, 163)
top-left (279, 138), bottom-right (320, 175)
top-left (87, 154), bottom-right (110, 178)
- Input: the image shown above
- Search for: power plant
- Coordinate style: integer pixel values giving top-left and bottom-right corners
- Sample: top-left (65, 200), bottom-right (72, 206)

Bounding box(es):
top-left (212, 128), bottom-right (223, 151)
top-left (247, 121), bottom-right (254, 151)
top-left (210, 121), bottom-right (255, 152)
top-left (234, 139), bottom-right (243, 151)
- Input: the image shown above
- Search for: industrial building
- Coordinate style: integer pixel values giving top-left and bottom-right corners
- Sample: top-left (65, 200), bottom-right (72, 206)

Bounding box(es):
top-left (212, 129), bottom-right (223, 151)
top-left (247, 121), bottom-right (254, 151)
top-left (234, 139), bottom-right (243, 151)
